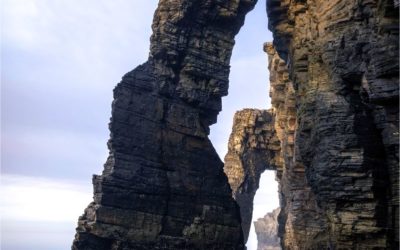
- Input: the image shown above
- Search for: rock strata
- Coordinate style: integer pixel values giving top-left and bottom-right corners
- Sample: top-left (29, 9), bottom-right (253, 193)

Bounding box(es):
top-left (225, 0), bottom-right (398, 246)
top-left (265, 0), bottom-right (399, 248)
top-left (265, 43), bottom-right (326, 249)
top-left (72, 0), bottom-right (399, 248)
top-left (254, 208), bottom-right (281, 250)
top-left (72, 0), bottom-right (257, 249)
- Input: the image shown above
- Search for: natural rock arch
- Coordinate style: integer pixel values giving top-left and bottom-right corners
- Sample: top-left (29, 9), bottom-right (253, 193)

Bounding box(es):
top-left (73, 0), bottom-right (399, 249)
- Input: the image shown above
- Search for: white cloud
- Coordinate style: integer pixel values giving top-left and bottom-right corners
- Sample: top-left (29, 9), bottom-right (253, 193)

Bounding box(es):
top-left (2, 220), bottom-right (75, 250)
top-left (0, 174), bottom-right (92, 222)
top-left (0, 174), bottom-right (92, 249)
top-left (1, 0), bottom-right (39, 49)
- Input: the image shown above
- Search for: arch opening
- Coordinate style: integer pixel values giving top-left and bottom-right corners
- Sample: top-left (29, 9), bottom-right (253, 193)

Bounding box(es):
top-left (248, 170), bottom-right (280, 250)
top-left (209, 1), bottom-right (281, 249)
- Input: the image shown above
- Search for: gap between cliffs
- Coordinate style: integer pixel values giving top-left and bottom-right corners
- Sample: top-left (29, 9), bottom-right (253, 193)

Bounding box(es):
top-left (208, 2), bottom-right (280, 249)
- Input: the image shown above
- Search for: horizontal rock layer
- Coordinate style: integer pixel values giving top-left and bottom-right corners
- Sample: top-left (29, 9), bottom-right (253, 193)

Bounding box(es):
top-left (72, 0), bottom-right (399, 248)
top-left (72, 0), bottom-right (257, 249)
top-left (266, 0), bottom-right (399, 248)
top-left (265, 43), bottom-right (326, 249)
top-left (225, 0), bottom-right (398, 248)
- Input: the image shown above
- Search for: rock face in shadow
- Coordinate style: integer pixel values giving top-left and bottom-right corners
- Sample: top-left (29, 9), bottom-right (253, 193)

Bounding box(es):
top-left (254, 208), bottom-right (281, 250)
top-left (72, 0), bottom-right (257, 249)
top-left (266, 0), bottom-right (399, 248)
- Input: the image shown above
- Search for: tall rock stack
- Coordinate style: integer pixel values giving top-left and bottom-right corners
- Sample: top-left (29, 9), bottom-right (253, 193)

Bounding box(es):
top-left (266, 0), bottom-right (399, 248)
top-left (72, 0), bottom-right (257, 249)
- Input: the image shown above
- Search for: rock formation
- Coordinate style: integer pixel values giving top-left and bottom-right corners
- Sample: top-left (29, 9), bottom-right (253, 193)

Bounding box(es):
top-left (224, 109), bottom-right (280, 242)
top-left (264, 43), bottom-right (326, 249)
top-left (73, 0), bottom-right (399, 249)
top-left (225, 0), bottom-right (398, 249)
top-left (72, 0), bottom-right (257, 249)
top-left (267, 0), bottom-right (399, 248)
top-left (254, 208), bottom-right (281, 250)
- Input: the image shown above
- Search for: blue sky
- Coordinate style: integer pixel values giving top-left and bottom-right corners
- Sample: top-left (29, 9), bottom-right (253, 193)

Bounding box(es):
top-left (1, 1), bottom-right (278, 249)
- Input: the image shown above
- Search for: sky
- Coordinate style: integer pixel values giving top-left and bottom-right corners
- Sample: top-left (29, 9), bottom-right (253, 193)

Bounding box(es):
top-left (1, 1), bottom-right (278, 249)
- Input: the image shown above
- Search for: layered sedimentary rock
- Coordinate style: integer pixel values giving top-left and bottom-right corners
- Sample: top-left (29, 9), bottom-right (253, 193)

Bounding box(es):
top-left (72, 1), bottom-right (257, 249)
top-left (73, 0), bottom-right (399, 248)
top-left (254, 208), bottom-right (281, 250)
top-left (265, 43), bottom-right (327, 249)
top-left (225, 0), bottom-right (398, 248)
top-left (224, 109), bottom-right (280, 242)
top-left (265, 0), bottom-right (399, 248)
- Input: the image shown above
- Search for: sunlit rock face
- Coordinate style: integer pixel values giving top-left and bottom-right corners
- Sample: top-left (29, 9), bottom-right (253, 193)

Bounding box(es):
top-left (267, 0), bottom-right (399, 248)
top-left (265, 43), bottom-right (326, 250)
top-left (224, 109), bottom-right (281, 242)
top-left (254, 208), bottom-right (281, 250)
top-left (72, 0), bottom-right (257, 249)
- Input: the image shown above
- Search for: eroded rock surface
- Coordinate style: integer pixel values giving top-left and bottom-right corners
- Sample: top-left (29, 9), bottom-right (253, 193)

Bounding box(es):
top-left (266, 0), bottom-right (399, 248)
top-left (73, 0), bottom-right (399, 248)
top-left (225, 0), bottom-right (398, 247)
top-left (265, 43), bottom-right (326, 250)
top-left (254, 208), bottom-right (281, 250)
top-left (72, 0), bottom-right (257, 249)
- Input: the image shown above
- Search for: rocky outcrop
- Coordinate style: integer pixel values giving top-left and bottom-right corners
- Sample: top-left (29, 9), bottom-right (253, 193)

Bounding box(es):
top-left (266, 0), bottom-right (399, 248)
top-left (224, 109), bottom-right (280, 242)
top-left (72, 0), bottom-right (257, 249)
top-left (254, 208), bottom-right (281, 250)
